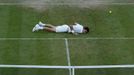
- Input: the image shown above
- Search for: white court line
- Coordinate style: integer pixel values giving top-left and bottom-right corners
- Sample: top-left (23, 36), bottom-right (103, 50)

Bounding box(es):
top-left (0, 64), bottom-right (134, 69)
top-left (0, 65), bottom-right (71, 69)
top-left (74, 65), bottom-right (134, 69)
top-left (0, 3), bottom-right (134, 5)
top-left (0, 38), bottom-right (134, 40)
top-left (65, 38), bottom-right (71, 66)
top-left (72, 68), bottom-right (75, 75)
top-left (65, 38), bottom-right (72, 75)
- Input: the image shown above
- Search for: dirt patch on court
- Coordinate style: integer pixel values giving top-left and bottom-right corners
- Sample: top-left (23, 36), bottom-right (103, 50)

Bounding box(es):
top-left (19, 0), bottom-right (114, 12)
top-left (19, 0), bottom-right (52, 11)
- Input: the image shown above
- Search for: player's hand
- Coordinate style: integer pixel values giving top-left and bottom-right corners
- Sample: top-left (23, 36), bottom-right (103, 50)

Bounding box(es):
top-left (73, 33), bottom-right (78, 35)
top-left (75, 22), bottom-right (79, 25)
top-left (71, 30), bottom-right (78, 35)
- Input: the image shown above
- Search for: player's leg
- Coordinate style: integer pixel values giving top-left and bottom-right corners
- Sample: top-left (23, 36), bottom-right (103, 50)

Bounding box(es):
top-left (32, 24), bottom-right (44, 32)
top-left (38, 21), bottom-right (56, 28)
top-left (43, 27), bottom-right (56, 32)
top-left (32, 24), bottom-right (56, 32)
top-left (45, 24), bottom-right (56, 28)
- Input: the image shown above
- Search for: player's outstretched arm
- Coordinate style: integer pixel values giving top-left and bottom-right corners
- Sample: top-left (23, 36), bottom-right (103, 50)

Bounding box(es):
top-left (71, 30), bottom-right (79, 35)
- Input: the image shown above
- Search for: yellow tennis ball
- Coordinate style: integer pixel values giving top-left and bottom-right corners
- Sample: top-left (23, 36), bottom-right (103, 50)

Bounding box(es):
top-left (109, 10), bottom-right (112, 13)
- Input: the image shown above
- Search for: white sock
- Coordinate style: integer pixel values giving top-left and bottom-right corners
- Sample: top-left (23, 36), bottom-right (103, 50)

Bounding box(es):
top-left (38, 26), bottom-right (44, 30)
top-left (39, 21), bottom-right (46, 26)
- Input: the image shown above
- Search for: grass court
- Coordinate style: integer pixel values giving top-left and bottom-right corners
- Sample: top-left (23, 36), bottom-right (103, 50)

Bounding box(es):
top-left (0, 1), bottom-right (134, 75)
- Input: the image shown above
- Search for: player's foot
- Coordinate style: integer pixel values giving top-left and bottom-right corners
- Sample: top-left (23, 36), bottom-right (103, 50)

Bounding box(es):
top-left (38, 21), bottom-right (45, 26)
top-left (32, 24), bottom-right (38, 32)
top-left (32, 24), bottom-right (44, 32)
top-left (32, 27), bottom-right (36, 32)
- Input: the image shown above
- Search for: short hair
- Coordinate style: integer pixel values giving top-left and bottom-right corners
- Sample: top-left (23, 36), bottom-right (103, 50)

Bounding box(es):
top-left (84, 26), bottom-right (89, 33)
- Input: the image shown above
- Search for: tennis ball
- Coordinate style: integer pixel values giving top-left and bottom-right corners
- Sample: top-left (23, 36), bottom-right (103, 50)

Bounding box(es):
top-left (109, 10), bottom-right (112, 13)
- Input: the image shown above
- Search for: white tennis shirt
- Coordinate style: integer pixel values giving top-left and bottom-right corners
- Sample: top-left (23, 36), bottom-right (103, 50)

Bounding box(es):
top-left (72, 23), bottom-right (83, 33)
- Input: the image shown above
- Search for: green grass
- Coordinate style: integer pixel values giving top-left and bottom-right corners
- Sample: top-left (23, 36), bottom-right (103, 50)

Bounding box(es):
top-left (0, 68), bottom-right (69, 75)
top-left (0, 40), bottom-right (67, 65)
top-left (0, 4), bottom-right (134, 75)
top-left (0, 40), bottom-right (68, 75)
top-left (76, 68), bottom-right (134, 75)
top-left (69, 39), bottom-right (134, 65)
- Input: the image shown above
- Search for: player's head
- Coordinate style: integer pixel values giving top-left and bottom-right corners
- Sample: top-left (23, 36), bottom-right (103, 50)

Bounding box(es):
top-left (83, 26), bottom-right (89, 33)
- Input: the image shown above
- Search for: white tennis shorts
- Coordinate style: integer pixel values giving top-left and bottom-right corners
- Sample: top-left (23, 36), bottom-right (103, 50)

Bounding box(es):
top-left (55, 24), bottom-right (70, 32)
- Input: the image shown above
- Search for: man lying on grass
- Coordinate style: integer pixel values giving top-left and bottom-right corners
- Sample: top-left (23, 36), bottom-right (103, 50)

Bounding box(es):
top-left (32, 21), bottom-right (89, 35)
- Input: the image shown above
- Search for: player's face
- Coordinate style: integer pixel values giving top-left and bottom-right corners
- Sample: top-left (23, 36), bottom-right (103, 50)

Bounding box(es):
top-left (82, 29), bottom-right (87, 33)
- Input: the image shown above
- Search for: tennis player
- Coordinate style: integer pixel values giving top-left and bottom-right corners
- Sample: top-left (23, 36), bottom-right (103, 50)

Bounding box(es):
top-left (32, 21), bottom-right (89, 35)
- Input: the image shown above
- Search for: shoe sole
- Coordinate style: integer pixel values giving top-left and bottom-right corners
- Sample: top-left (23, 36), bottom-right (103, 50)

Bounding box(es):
top-left (32, 24), bottom-right (39, 32)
